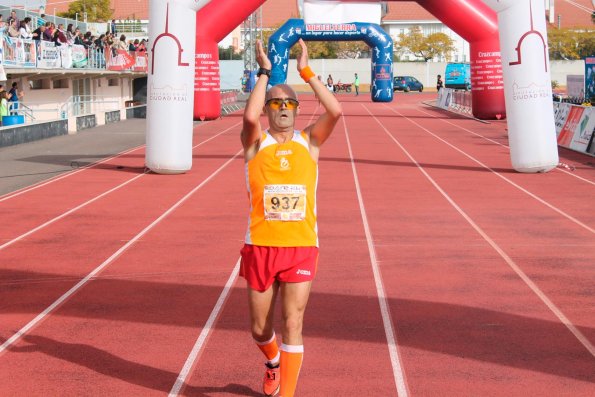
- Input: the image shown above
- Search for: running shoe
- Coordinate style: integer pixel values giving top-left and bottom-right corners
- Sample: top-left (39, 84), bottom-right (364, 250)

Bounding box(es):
top-left (263, 362), bottom-right (280, 396)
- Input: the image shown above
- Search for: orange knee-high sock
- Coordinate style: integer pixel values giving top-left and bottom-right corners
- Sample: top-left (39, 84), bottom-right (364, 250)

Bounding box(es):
top-left (255, 333), bottom-right (280, 366)
top-left (279, 344), bottom-right (304, 397)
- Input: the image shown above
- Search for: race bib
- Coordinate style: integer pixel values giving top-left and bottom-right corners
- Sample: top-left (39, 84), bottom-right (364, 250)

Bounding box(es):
top-left (263, 184), bottom-right (307, 221)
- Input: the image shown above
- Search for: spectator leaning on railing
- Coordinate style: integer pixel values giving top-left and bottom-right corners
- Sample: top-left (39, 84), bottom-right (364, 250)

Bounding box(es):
top-left (8, 10), bottom-right (19, 29)
top-left (66, 23), bottom-right (75, 44)
top-left (137, 39), bottom-right (147, 53)
top-left (19, 20), bottom-right (36, 39)
top-left (7, 19), bottom-right (19, 38)
top-left (82, 31), bottom-right (93, 48)
top-left (53, 24), bottom-right (68, 45)
top-left (115, 34), bottom-right (127, 51)
top-left (43, 22), bottom-right (52, 41)
top-left (32, 24), bottom-right (45, 41)
top-left (73, 28), bottom-right (84, 46)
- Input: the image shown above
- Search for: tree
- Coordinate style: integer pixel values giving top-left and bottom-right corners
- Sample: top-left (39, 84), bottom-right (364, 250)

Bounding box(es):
top-left (218, 46), bottom-right (244, 60)
top-left (396, 26), bottom-right (455, 62)
top-left (336, 41), bottom-right (369, 59)
top-left (58, 0), bottom-right (112, 23)
top-left (547, 28), bottom-right (594, 60)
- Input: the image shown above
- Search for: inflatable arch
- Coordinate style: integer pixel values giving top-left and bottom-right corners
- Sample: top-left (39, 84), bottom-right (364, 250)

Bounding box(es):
top-left (268, 19), bottom-right (394, 103)
top-left (146, 0), bottom-right (558, 174)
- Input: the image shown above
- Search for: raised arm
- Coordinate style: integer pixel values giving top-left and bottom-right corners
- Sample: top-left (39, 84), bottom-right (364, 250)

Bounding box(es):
top-left (298, 39), bottom-right (342, 148)
top-left (241, 40), bottom-right (271, 151)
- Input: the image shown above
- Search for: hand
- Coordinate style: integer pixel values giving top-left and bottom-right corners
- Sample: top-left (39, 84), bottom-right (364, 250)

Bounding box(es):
top-left (255, 40), bottom-right (272, 70)
top-left (296, 38), bottom-right (309, 72)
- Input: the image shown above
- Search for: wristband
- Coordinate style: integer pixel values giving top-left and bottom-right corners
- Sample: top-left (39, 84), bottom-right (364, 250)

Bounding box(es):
top-left (300, 66), bottom-right (316, 83)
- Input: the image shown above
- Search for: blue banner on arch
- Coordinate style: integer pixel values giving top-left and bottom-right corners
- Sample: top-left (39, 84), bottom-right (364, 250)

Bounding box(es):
top-left (268, 19), bottom-right (393, 102)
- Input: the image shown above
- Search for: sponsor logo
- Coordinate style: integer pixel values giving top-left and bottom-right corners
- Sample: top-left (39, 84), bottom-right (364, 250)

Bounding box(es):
top-left (512, 81), bottom-right (549, 101)
top-left (276, 149), bottom-right (293, 156)
top-left (296, 269), bottom-right (311, 276)
top-left (375, 65), bottom-right (390, 80)
top-left (305, 24), bottom-right (357, 32)
top-left (280, 157), bottom-right (290, 171)
top-left (149, 83), bottom-right (189, 102)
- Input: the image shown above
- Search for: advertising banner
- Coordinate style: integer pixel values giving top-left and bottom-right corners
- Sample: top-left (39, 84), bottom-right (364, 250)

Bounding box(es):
top-left (106, 49), bottom-right (135, 71)
top-left (133, 52), bottom-right (148, 72)
top-left (557, 105), bottom-right (585, 147)
top-left (437, 88), bottom-right (454, 110)
top-left (71, 45), bottom-right (88, 68)
top-left (568, 107), bottom-right (595, 153)
top-left (567, 75), bottom-right (585, 98)
top-left (2, 38), bottom-right (36, 68)
top-left (37, 41), bottom-right (61, 69)
top-left (60, 46), bottom-right (73, 68)
top-left (553, 102), bottom-right (571, 135)
top-left (585, 57), bottom-right (595, 101)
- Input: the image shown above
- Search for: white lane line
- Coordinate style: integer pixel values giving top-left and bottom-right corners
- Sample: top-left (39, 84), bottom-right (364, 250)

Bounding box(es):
top-left (0, 122), bottom-right (242, 250)
top-left (169, 259), bottom-right (240, 396)
top-left (416, 106), bottom-right (595, 186)
top-left (0, 119), bottom-right (227, 203)
top-left (0, 149), bottom-right (242, 356)
top-left (365, 105), bottom-right (595, 358)
top-left (0, 145), bottom-right (145, 202)
top-left (0, 172), bottom-right (147, 251)
top-left (341, 116), bottom-right (410, 397)
top-left (386, 106), bottom-right (595, 234)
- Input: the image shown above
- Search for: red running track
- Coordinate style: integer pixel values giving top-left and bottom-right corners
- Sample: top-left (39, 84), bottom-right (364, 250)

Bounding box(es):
top-left (0, 93), bottom-right (593, 396)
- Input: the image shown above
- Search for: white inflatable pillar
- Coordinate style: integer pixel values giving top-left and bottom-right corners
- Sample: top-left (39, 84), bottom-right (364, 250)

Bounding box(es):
top-left (146, 0), bottom-right (210, 174)
top-left (482, 0), bottom-right (558, 172)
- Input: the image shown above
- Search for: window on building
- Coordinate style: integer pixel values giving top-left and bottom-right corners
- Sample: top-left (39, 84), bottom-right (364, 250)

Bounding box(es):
top-left (108, 78), bottom-right (119, 87)
top-left (53, 79), bottom-right (69, 89)
top-left (28, 79), bottom-right (50, 90)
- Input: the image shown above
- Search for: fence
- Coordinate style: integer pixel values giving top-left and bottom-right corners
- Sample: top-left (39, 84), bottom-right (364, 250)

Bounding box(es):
top-left (59, 96), bottom-right (121, 118)
top-left (436, 88), bottom-right (472, 115)
top-left (1, 36), bottom-right (147, 72)
top-left (0, 6), bottom-right (88, 35)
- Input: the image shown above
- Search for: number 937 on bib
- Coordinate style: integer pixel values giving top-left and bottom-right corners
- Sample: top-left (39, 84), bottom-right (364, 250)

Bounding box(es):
top-left (263, 184), bottom-right (307, 221)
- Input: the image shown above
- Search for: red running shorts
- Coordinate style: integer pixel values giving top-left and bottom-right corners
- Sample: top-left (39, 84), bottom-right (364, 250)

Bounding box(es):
top-left (240, 244), bottom-right (319, 292)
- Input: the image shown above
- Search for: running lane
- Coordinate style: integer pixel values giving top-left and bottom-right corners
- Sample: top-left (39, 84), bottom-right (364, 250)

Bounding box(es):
top-left (182, 96), bottom-right (400, 396)
top-left (341, 93), bottom-right (594, 395)
top-left (0, 118), bottom-right (241, 345)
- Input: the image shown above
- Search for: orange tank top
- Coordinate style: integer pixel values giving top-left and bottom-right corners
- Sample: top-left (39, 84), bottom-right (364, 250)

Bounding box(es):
top-left (245, 130), bottom-right (318, 247)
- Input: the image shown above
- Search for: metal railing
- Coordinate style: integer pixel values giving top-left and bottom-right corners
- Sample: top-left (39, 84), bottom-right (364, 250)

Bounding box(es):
top-left (7, 102), bottom-right (35, 122)
top-left (0, 5), bottom-right (88, 33)
top-left (59, 96), bottom-right (120, 118)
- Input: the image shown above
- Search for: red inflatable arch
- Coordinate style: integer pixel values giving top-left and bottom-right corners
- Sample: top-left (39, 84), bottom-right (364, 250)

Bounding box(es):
top-left (193, 0), bottom-right (505, 120)
top-left (147, 0), bottom-right (557, 174)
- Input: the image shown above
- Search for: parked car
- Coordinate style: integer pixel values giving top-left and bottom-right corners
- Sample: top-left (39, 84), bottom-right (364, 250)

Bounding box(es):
top-left (393, 76), bottom-right (424, 92)
top-left (445, 63), bottom-right (471, 90)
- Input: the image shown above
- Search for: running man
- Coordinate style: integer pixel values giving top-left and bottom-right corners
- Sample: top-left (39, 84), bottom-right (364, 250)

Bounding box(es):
top-left (240, 39), bottom-right (342, 396)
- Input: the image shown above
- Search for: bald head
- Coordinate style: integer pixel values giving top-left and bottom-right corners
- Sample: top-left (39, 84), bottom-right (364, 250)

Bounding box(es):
top-left (266, 84), bottom-right (298, 101)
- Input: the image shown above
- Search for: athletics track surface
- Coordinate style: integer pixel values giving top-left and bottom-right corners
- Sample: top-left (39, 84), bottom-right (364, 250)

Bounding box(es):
top-left (0, 93), bottom-right (594, 396)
